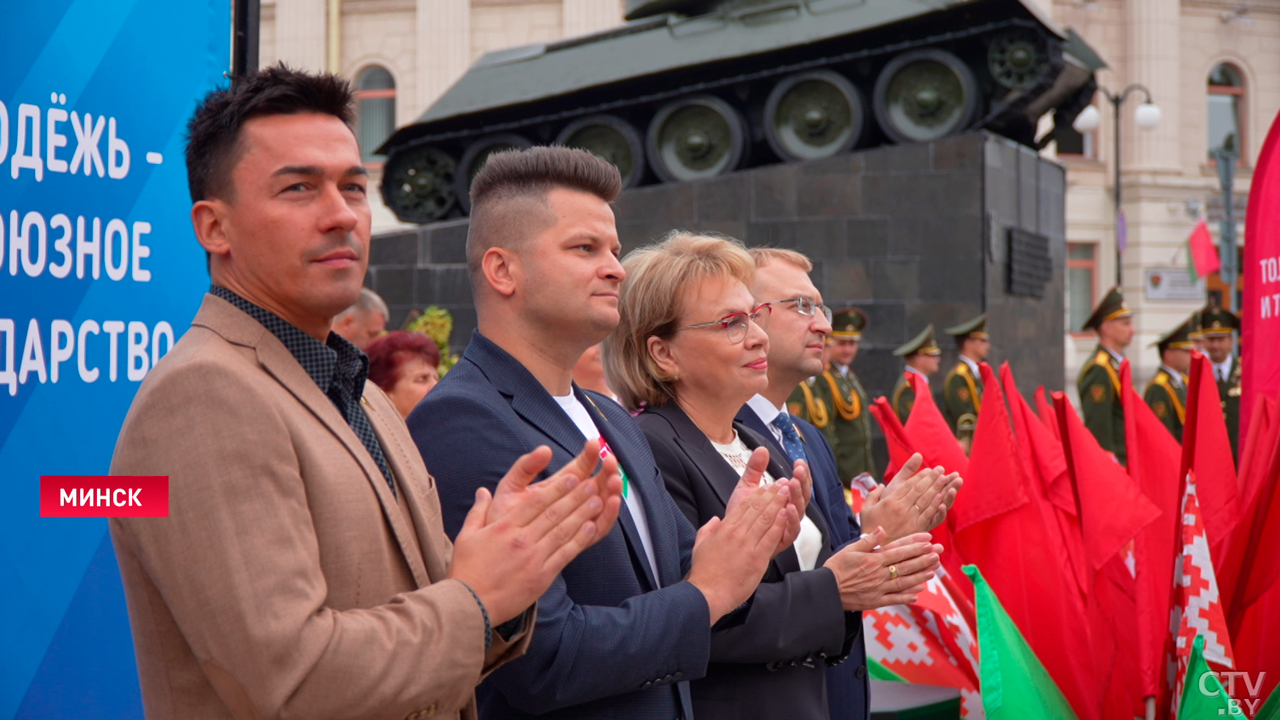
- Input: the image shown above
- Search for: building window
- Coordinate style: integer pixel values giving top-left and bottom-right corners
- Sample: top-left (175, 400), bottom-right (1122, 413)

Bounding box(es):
top-left (1067, 242), bottom-right (1097, 334)
top-left (1207, 63), bottom-right (1244, 159)
top-left (1055, 108), bottom-right (1095, 158)
top-left (356, 66), bottom-right (396, 164)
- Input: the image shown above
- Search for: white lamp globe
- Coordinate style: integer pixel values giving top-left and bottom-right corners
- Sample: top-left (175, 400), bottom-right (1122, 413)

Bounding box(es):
top-left (1072, 105), bottom-right (1101, 133)
top-left (1134, 103), bottom-right (1162, 129)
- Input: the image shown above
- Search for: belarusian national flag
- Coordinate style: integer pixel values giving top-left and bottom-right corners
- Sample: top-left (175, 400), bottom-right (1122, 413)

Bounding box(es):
top-left (1187, 217), bottom-right (1221, 281)
top-left (1168, 471), bottom-right (1235, 716)
top-left (1177, 636), bottom-right (1237, 717)
top-left (964, 565), bottom-right (1079, 719)
top-left (851, 478), bottom-right (983, 718)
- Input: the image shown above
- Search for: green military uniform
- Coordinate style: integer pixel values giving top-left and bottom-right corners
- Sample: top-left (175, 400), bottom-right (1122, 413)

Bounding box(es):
top-left (942, 314), bottom-right (988, 448)
top-left (1142, 316), bottom-right (1195, 442)
top-left (1198, 306), bottom-right (1242, 463)
top-left (1077, 286), bottom-right (1130, 464)
top-left (891, 324), bottom-right (942, 423)
top-left (786, 377), bottom-right (831, 428)
top-left (810, 309), bottom-right (876, 483)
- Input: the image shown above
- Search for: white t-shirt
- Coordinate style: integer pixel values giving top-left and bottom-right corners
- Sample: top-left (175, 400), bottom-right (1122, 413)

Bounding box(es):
top-left (709, 432), bottom-right (824, 572)
top-left (553, 393), bottom-right (661, 585)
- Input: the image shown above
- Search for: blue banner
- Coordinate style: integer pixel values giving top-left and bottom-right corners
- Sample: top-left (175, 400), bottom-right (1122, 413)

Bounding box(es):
top-left (0, 2), bottom-right (231, 717)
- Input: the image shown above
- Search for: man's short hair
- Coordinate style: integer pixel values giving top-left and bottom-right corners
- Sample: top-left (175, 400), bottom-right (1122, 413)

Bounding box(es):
top-left (603, 231), bottom-right (754, 411)
top-left (466, 146), bottom-right (623, 281)
top-left (336, 287), bottom-right (390, 321)
top-left (185, 64), bottom-right (356, 203)
top-left (747, 247), bottom-right (813, 272)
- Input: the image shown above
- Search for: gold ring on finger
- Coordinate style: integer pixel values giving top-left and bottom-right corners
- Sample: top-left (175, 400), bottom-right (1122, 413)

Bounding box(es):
top-left (888, 565), bottom-right (899, 581)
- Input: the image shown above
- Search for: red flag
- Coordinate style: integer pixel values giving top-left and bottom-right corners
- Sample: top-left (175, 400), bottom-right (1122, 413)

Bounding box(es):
top-left (1054, 390), bottom-right (1161, 576)
top-left (1035, 386), bottom-right (1062, 442)
top-left (1187, 217), bottom-right (1220, 280)
top-left (949, 364), bottom-right (1027, 533)
top-left (1180, 352), bottom-right (1241, 569)
top-left (1168, 472), bottom-right (1235, 717)
top-left (869, 396), bottom-right (912, 483)
top-left (1220, 395), bottom-right (1280, 630)
top-left (902, 373), bottom-right (969, 477)
top-left (1003, 367), bottom-right (1088, 601)
top-left (898, 373), bottom-right (971, 594)
top-left (1231, 584), bottom-right (1280, 710)
top-left (1121, 359), bottom-right (1183, 705)
top-left (1241, 107), bottom-right (1280, 446)
top-left (1056, 380), bottom-right (1159, 720)
top-left (1234, 395), bottom-right (1277, 518)
top-left (954, 363), bottom-right (1098, 719)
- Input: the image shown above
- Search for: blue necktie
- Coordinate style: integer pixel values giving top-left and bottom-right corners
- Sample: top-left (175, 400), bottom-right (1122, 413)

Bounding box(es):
top-left (770, 412), bottom-right (808, 464)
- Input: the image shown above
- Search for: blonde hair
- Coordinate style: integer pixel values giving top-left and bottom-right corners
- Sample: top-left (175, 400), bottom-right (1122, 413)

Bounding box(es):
top-left (747, 247), bottom-right (812, 272)
top-left (603, 231), bottom-right (755, 411)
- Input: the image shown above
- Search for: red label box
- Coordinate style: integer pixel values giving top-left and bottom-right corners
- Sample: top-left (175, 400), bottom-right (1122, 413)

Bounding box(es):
top-left (40, 476), bottom-right (169, 517)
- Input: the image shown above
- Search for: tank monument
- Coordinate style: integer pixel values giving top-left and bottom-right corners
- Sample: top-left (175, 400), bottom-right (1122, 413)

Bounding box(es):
top-left (365, 0), bottom-right (1103, 471)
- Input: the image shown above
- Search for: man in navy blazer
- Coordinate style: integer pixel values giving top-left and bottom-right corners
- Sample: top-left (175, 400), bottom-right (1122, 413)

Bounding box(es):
top-left (410, 147), bottom-right (802, 720)
top-left (741, 248), bottom-right (961, 719)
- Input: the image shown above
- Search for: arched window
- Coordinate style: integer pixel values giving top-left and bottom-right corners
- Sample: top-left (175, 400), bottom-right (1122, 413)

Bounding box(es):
top-left (1207, 63), bottom-right (1244, 159)
top-left (356, 66), bottom-right (396, 164)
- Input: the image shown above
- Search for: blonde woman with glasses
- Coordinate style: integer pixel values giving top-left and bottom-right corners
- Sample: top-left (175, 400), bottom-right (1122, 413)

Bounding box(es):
top-left (604, 232), bottom-right (941, 720)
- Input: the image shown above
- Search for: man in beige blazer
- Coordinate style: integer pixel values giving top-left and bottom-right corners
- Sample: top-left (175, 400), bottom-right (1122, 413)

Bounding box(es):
top-left (109, 65), bottom-right (623, 720)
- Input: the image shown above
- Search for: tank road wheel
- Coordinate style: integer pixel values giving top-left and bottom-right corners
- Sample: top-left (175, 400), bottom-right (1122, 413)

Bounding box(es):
top-left (987, 32), bottom-right (1049, 90)
top-left (381, 146), bottom-right (458, 224)
top-left (556, 115), bottom-right (647, 189)
top-left (764, 70), bottom-right (865, 162)
top-left (455, 133), bottom-right (533, 212)
top-left (873, 49), bottom-right (980, 144)
top-left (646, 95), bottom-right (747, 184)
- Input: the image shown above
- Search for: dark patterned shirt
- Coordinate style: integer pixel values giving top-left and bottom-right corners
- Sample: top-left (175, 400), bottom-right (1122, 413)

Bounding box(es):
top-left (211, 285), bottom-right (396, 496)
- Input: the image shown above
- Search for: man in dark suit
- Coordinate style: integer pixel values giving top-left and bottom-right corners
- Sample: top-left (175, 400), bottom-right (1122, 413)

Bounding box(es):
top-left (741, 248), bottom-right (961, 719)
top-left (410, 147), bottom-right (799, 720)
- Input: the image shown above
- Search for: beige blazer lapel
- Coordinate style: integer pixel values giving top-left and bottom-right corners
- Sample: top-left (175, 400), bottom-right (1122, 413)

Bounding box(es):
top-left (362, 382), bottom-right (453, 583)
top-left (194, 294), bottom-right (432, 588)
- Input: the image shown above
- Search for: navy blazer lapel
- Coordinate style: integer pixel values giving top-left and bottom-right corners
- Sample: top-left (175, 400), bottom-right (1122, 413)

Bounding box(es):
top-left (736, 406), bottom-right (839, 552)
top-left (737, 407), bottom-right (834, 545)
top-left (464, 332), bottom-right (588, 457)
top-left (735, 408), bottom-right (787, 458)
top-left (735, 424), bottom-right (841, 573)
top-left (580, 391), bottom-right (663, 591)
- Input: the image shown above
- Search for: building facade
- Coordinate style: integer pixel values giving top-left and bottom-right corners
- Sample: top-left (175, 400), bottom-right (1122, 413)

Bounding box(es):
top-left (258, 0), bottom-right (626, 232)
top-left (1042, 0), bottom-right (1280, 398)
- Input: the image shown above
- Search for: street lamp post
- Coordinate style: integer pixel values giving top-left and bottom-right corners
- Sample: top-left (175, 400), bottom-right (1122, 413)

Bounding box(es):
top-left (1072, 85), bottom-right (1162, 286)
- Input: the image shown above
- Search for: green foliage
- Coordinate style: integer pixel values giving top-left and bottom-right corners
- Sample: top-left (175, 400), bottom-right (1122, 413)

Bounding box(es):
top-left (406, 306), bottom-right (459, 375)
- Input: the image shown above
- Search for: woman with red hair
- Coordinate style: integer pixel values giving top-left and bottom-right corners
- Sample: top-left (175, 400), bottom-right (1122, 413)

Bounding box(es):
top-left (366, 331), bottom-right (441, 418)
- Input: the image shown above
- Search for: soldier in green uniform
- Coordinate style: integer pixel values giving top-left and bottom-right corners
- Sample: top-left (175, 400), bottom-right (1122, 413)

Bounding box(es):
top-left (1077, 286), bottom-right (1135, 464)
top-left (1197, 305), bottom-right (1242, 463)
top-left (1143, 314), bottom-right (1195, 442)
top-left (891, 324), bottom-right (942, 422)
top-left (942, 314), bottom-right (989, 452)
top-left (810, 308), bottom-right (877, 483)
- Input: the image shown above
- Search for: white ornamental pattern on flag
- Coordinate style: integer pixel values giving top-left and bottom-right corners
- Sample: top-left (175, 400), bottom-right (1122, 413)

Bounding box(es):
top-left (1167, 471), bottom-right (1235, 714)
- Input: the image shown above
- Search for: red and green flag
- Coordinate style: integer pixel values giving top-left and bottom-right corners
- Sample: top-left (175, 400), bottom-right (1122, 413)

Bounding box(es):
top-left (963, 565), bottom-right (1079, 719)
top-left (1187, 217), bottom-right (1221, 282)
top-left (1177, 635), bottom-right (1237, 718)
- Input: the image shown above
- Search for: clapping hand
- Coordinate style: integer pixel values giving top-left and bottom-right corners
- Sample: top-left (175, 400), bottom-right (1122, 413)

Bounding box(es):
top-left (860, 454), bottom-right (962, 544)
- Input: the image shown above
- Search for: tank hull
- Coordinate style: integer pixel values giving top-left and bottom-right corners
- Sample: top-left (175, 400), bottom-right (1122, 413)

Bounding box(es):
top-left (379, 0), bottom-right (1102, 223)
